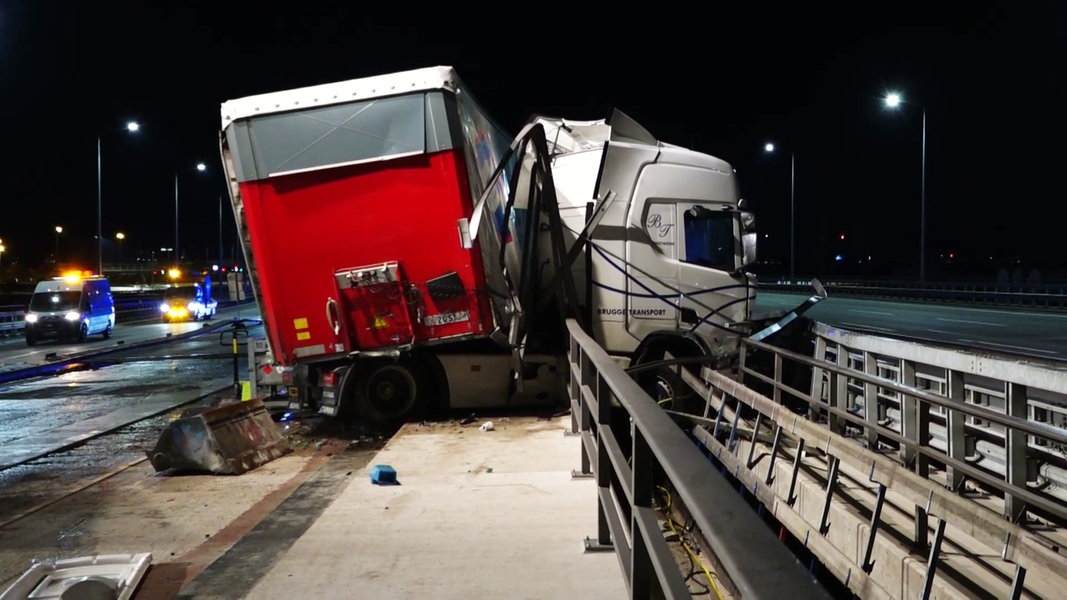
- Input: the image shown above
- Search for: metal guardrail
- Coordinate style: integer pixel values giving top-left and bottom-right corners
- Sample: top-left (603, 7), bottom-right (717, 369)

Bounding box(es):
top-left (0, 306), bottom-right (23, 336)
top-left (665, 325), bottom-right (1067, 598)
top-left (0, 295), bottom-right (241, 337)
top-left (565, 318), bottom-right (830, 599)
top-left (761, 279), bottom-right (1067, 311)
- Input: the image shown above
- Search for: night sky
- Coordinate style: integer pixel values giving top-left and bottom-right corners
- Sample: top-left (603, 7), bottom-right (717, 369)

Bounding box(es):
top-left (1, 1), bottom-right (1064, 282)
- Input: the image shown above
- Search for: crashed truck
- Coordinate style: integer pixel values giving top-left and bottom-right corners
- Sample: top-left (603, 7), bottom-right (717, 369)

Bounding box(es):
top-left (217, 65), bottom-right (779, 428)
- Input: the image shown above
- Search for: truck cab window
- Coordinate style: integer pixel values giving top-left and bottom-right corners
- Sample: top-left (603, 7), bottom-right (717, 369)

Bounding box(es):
top-left (682, 205), bottom-right (734, 271)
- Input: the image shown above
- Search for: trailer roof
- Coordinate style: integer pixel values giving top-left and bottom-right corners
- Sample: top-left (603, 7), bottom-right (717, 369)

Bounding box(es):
top-left (220, 65), bottom-right (460, 127)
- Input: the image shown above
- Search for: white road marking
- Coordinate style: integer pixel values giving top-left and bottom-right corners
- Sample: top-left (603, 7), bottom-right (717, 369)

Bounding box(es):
top-left (848, 309), bottom-right (894, 316)
top-left (936, 317), bottom-right (1005, 327)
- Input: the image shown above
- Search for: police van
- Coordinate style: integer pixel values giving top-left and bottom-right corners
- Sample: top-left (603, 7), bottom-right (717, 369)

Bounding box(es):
top-left (24, 275), bottom-right (116, 345)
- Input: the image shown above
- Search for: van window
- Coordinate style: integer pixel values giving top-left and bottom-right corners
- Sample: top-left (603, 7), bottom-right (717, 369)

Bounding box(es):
top-left (30, 292), bottom-right (81, 311)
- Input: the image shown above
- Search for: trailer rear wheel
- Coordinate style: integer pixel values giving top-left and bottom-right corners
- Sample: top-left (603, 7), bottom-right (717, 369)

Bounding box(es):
top-left (356, 358), bottom-right (425, 429)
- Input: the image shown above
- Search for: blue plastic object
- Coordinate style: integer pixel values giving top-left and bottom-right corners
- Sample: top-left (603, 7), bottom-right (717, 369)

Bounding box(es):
top-left (370, 464), bottom-right (397, 485)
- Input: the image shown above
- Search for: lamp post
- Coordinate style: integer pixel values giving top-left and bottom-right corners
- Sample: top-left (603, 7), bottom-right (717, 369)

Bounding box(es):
top-left (0, 240), bottom-right (5, 279)
top-left (175, 162), bottom-right (208, 267)
top-left (54, 226), bottom-right (63, 264)
top-left (764, 143), bottom-right (796, 280)
top-left (98, 121), bottom-right (140, 275)
top-left (115, 232), bottom-right (126, 266)
top-left (883, 92), bottom-right (927, 283)
top-left (218, 195), bottom-right (224, 270)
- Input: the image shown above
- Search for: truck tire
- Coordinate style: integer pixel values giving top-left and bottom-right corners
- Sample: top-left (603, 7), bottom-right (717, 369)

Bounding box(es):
top-left (355, 357), bottom-right (425, 429)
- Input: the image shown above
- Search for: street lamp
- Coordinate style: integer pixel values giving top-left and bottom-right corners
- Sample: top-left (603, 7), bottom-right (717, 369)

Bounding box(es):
top-left (764, 142), bottom-right (796, 280)
top-left (883, 91), bottom-right (927, 283)
top-left (98, 120), bottom-right (140, 275)
top-left (175, 162), bottom-right (208, 267)
top-left (116, 232), bottom-right (126, 266)
top-left (0, 241), bottom-right (5, 278)
top-left (54, 226), bottom-right (63, 263)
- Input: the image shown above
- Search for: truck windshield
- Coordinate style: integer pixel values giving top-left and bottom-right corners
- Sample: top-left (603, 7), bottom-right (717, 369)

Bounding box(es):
top-left (683, 206), bottom-right (735, 271)
top-left (29, 292), bottom-right (81, 311)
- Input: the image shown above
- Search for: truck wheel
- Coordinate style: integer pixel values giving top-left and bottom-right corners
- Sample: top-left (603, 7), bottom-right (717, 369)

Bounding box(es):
top-left (356, 358), bottom-right (424, 429)
top-left (77, 323), bottom-right (89, 343)
top-left (103, 323), bottom-right (112, 340)
top-left (649, 366), bottom-right (689, 409)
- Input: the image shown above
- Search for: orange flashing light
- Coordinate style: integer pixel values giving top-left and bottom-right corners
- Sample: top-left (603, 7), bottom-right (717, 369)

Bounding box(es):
top-left (60, 269), bottom-right (94, 282)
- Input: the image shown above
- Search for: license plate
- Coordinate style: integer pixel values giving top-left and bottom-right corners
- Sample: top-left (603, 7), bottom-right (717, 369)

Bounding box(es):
top-left (424, 310), bottom-right (470, 327)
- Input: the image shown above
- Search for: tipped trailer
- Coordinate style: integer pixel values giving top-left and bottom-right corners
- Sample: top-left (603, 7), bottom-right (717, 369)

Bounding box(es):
top-left (219, 65), bottom-right (764, 428)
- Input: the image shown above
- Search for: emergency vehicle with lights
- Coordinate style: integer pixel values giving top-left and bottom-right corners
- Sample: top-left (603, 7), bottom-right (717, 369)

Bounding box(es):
top-left (24, 273), bottom-right (115, 345)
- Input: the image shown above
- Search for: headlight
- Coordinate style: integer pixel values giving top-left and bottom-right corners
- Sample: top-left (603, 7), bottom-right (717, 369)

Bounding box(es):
top-left (25, 313), bottom-right (38, 323)
top-left (160, 302), bottom-right (171, 313)
top-left (64, 311), bottom-right (82, 322)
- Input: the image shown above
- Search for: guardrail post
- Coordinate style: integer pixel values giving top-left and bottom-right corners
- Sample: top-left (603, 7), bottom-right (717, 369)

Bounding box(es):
top-left (788, 438), bottom-right (805, 506)
top-left (1009, 565), bottom-right (1028, 600)
top-left (631, 428), bottom-right (654, 598)
top-left (765, 425), bottom-right (783, 485)
top-left (899, 358), bottom-right (918, 466)
top-left (945, 370), bottom-right (967, 491)
top-left (810, 337), bottom-right (829, 421)
top-left (746, 412), bottom-right (764, 468)
top-left (861, 483), bottom-right (887, 573)
top-left (827, 370), bottom-right (844, 435)
top-left (1005, 382), bottom-right (1030, 523)
top-left (590, 365), bottom-right (613, 551)
top-left (863, 350), bottom-right (880, 449)
top-left (818, 456), bottom-right (840, 534)
top-left (919, 517), bottom-right (947, 600)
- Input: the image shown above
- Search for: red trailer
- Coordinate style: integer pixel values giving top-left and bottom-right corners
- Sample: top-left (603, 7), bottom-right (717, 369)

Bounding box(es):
top-left (220, 66), bottom-right (552, 425)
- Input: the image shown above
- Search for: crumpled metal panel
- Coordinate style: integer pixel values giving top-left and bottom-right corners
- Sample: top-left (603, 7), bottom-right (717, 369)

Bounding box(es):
top-left (146, 398), bottom-right (291, 475)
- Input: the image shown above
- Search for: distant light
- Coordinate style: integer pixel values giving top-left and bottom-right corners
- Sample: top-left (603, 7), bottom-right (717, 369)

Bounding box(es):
top-left (115, 232), bottom-right (125, 240)
top-left (884, 92), bottom-right (902, 108)
top-left (55, 225), bottom-right (63, 234)
top-left (167, 268), bottom-right (182, 280)
top-left (764, 143), bottom-right (775, 153)
top-left (839, 233), bottom-right (845, 240)
top-left (127, 121), bottom-right (140, 132)
top-left (211, 264), bottom-right (219, 271)
top-left (196, 162), bottom-right (207, 171)
top-left (834, 255), bottom-right (843, 262)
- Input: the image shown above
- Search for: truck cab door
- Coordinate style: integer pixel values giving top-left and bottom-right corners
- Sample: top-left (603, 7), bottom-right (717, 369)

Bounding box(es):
top-left (625, 195), bottom-right (749, 354)
top-left (624, 200), bottom-right (681, 344)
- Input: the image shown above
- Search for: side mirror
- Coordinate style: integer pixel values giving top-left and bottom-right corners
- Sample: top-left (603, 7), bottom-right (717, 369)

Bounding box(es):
top-left (741, 231), bottom-right (758, 269)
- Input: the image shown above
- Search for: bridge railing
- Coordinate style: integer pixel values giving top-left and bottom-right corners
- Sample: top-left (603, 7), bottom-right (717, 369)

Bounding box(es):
top-left (0, 287), bottom-right (248, 337)
top-left (668, 324), bottom-right (1067, 598)
top-left (564, 318), bottom-right (830, 599)
top-left (761, 279), bottom-right (1067, 310)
